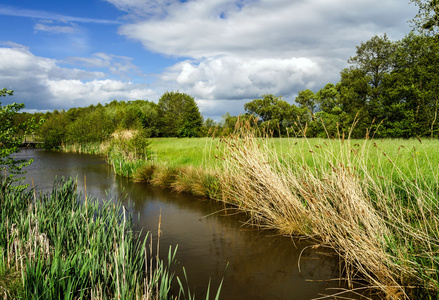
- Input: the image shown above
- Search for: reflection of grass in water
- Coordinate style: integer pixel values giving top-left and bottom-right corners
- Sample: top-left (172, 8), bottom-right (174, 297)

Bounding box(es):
top-left (0, 177), bottom-right (222, 299)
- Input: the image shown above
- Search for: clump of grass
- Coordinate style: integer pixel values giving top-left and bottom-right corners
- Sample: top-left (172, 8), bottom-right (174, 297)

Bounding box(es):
top-left (61, 141), bottom-right (109, 154)
top-left (133, 163), bottom-right (157, 183)
top-left (0, 176), bottom-right (218, 299)
top-left (170, 166), bottom-right (220, 198)
top-left (133, 163), bottom-right (221, 199)
top-left (150, 164), bottom-right (180, 188)
top-left (214, 117), bottom-right (439, 299)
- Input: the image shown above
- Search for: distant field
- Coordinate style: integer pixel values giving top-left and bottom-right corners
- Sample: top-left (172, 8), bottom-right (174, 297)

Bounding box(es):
top-left (149, 137), bottom-right (439, 183)
top-left (148, 137), bottom-right (219, 166)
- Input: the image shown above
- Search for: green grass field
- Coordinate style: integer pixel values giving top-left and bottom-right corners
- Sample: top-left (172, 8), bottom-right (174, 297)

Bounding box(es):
top-left (148, 136), bottom-right (439, 185)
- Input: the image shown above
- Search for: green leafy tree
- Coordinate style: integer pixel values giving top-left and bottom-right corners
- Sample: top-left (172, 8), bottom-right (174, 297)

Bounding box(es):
top-left (311, 83), bottom-right (342, 137)
top-left (38, 111), bottom-right (69, 149)
top-left (157, 92), bottom-right (203, 137)
top-left (0, 88), bottom-right (32, 179)
top-left (410, 0), bottom-right (439, 34)
top-left (66, 106), bottom-right (114, 144)
top-left (348, 34), bottom-right (396, 117)
top-left (336, 68), bottom-right (372, 137)
top-left (295, 89), bottom-right (317, 118)
top-left (381, 34), bottom-right (439, 137)
top-left (244, 94), bottom-right (299, 135)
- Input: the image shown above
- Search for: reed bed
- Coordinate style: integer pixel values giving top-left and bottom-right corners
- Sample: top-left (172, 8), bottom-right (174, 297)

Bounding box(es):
top-left (0, 176), bottom-right (192, 299)
top-left (214, 119), bottom-right (439, 299)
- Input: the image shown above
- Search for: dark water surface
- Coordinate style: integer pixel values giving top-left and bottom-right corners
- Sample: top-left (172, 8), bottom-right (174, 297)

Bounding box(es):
top-left (14, 149), bottom-right (372, 300)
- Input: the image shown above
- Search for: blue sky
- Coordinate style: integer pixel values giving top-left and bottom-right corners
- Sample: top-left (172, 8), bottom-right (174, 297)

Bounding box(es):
top-left (0, 0), bottom-right (418, 120)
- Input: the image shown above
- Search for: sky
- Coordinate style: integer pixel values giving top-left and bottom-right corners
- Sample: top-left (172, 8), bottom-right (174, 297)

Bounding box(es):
top-left (0, 0), bottom-right (418, 120)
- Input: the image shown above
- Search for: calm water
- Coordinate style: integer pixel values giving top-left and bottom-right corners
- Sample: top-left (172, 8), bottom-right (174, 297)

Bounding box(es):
top-left (14, 148), bottom-right (373, 300)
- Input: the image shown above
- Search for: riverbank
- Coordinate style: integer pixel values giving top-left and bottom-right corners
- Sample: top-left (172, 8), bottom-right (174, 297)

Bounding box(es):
top-left (61, 123), bottom-right (439, 299)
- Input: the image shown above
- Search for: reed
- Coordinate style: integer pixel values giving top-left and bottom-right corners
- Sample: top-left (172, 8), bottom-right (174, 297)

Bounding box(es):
top-left (0, 176), bottom-right (215, 299)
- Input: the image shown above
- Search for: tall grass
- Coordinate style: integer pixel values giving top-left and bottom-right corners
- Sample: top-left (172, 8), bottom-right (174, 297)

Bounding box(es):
top-left (213, 118), bottom-right (439, 299)
top-left (0, 176), bottom-right (213, 299)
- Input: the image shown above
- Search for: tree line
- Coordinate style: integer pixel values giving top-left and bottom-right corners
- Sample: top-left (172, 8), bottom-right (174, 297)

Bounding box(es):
top-left (244, 33), bottom-right (439, 138)
top-left (16, 92), bottom-right (205, 149)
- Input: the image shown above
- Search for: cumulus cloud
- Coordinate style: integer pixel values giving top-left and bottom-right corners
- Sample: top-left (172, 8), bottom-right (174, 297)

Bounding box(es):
top-left (116, 0), bottom-right (415, 58)
top-left (0, 45), bottom-right (155, 110)
top-left (161, 56), bottom-right (323, 100)
top-left (107, 0), bottom-right (417, 116)
top-left (65, 52), bottom-right (144, 80)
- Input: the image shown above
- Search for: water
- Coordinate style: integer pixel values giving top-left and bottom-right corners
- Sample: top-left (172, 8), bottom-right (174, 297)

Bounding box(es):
top-left (13, 148), bottom-right (373, 299)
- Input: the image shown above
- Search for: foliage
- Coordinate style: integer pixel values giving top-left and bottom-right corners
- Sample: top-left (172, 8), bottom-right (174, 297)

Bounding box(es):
top-left (410, 0), bottom-right (439, 34)
top-left (295, 89), bottom-right (317, 117)
top-left (0, 88), bottom-right (32, 179)
top-left (157, 91), bottom-right (203, 137)
top-left (244, 94), bottom-right (307, 135)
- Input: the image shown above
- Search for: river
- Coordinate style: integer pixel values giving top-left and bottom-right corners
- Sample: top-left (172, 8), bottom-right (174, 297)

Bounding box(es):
top-left (14, 148), bottom-right (373, 300)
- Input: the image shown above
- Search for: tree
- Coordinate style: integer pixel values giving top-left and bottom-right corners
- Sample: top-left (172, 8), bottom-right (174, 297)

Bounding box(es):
top-left (244, 94), bottom-right (296, 135)
top-left (336, 68), bottom-right (372, 137)
top-left (295, 89), bottom-right (317, 117)
top-left (178, 96), bottom-right (203, 137)
top-left (410, 0), bottom-right (439, 35)
top-left (315, 83), bottom-right (340, 113)
top-left (0, 88), bottom-right (32, 179)
top-left (38, 111), bottom-right (68, 149)
top-left (348, 34), bottom-right (396, 106)
top-left (380, 34), bottom-right (439, 137)
top-left (157, 92), bottom-right (203, 137)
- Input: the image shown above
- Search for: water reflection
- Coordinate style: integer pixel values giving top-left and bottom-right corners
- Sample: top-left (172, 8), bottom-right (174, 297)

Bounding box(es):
top-left (14, 148), bottom-right (374, 300)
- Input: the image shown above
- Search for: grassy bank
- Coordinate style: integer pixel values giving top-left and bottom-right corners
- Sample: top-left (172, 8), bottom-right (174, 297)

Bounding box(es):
top-left (0, 176), bottom-right (222, 299)
top-left (215, 123), bottom-right (439, 299)
top-left (60, 126), bottom-right (439, 299)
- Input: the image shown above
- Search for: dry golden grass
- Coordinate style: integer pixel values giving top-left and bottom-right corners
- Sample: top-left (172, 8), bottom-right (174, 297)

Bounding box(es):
top-left (214, 118), bottom-right (439, 299)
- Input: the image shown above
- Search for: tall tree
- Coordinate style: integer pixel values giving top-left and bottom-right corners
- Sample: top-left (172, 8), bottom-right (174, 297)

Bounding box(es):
top-left (336, 68), bottom-right (372, 137)
top-left (244, 94), bottom-right (296, 135)
top-left (295, 89), bottom-right (317, 117)
top-left (0, 88), bottom-right (32, 178)
top-left (348, 34), bottom-right (396, 106)
top-left (381, 34), bottom-right (439, 137)
top-left (410, 0), bottom-right (439, 34)
top-left (157, 91), bottom-right (203, 137)
top-left (315, 83), bottom-right (340, 113)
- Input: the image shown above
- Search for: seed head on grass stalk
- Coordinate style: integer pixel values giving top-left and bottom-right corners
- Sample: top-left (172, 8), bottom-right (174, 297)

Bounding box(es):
top-left (214, 117), bottom-right (439, 299)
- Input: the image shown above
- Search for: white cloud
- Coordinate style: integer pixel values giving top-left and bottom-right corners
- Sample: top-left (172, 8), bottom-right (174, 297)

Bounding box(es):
top-left (34, 23), bottom-right (77, 34)
top-left (0, 45), bottom-right (155, 109)
top-left (104, 0), bottom-right (183, 18)
top-left (116, 0), bottom-right (416, 59)
top-left (161, 56), bottom-right (323, 101)
top-left (65, 52), bottom-right (144, 79)
top-left (108, 0), bottom-right (418, 117)
top-left (0, 4), bottom-right (122, 24)
top-left (45, 79), bottom-right (154, 107)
